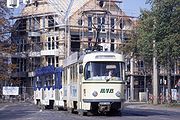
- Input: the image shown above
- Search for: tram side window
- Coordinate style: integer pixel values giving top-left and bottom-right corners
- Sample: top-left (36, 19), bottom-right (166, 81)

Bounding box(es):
top-left (69, 65), bottom-right (77, 83)
top-left (65, 68), bottom-right (68, 84)
top-left (52, 74), bottom-right (55, 86)
top-left (63, 68), bottom-right (67, 85)
top-left (37, 81), bottom-right (42, 88)
top-left (45, 80), bottom-right (48, 86)
top-left (38, 76), bottom-right (43, 87)
top-left (76, 64), bottom-right (78, 82)
top-left (70, 66), bottom-right (73, 83)
top-left (62, 70), bottom-right (65, 84)
top-left (73, 65), bottom-right (75, 82)
top-left (35, 77), bottom-right (38, 87)
top-left (49, 76), bottom-right (55, 86)
top-left (73, 64), bottom-right (77, 83)
top-left (46, 75), bottom-right (52, 86)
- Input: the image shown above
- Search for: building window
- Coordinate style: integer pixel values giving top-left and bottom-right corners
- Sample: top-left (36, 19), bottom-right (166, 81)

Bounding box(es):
top-left (47, 36), bottom-right (59, 50)
top-left (71, 35), bottom-right (80, 52)
top-left (48, 16), bottom-right (54, 27)
top-left (78, 18), bottom-right (83, 26)
top-left (97, 17), bottom-right (101, 31)
top-left (52, 57), bottom-right (54, 66)
top-left (102, 38), bottom-right (105, 43)
top-left (48, 37), bottom-right (51, 50)
top-left (17, 38), bottom-right (27, 52)
top-left (102, 17), bottom-right (105, 31)
top-left (120, 18), bottom-right (124, 29)
top-left (56, 36), bottom-right (59, 49)
top-left (33, 17), bottom-right (40, 31)
top-left (32, 37), bottom-right (40, 52)
top-left (48, 57), bottom-right (51, 66)
top-left (42, 16), bottom-right (45, 29)
top-left (99, 0), bottom-right (105, 8)
top-left (97, 17), bottom-right (105, 32)
top-left (56, 56), bottom-right (59, 67)
top-left (138, 60), bottom-right (144, 69)
top-left (111, 18), bottom-right (115, 32)
top-left (29, 18), bottom-right (31, 31)
top-left (125, 59), bottom-right (130, 72)
top-left (98, 38), bottom-right (101, 43)
top-left (52, 37), bottom-right (55, 50)
top-left (19, 19), bottom-right (26, 30)
top-left (110, 39), bottom-right (115, 52)
top-left (47, 57), bottom-right (57, 66)
top-left (88, 38), bottom-right (92, 47)
top-left (88, 16), bottom-right (92, 31)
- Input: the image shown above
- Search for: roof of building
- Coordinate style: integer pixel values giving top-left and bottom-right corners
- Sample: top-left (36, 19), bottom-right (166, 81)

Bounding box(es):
top-left (12, 0), bottom-right (133, 26)
top-left (48, 0), bottom-right (90, 23)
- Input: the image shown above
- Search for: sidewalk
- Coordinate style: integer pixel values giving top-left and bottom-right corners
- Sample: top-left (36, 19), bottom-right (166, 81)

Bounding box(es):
top-left (125, 101), bottom-right (180, 112)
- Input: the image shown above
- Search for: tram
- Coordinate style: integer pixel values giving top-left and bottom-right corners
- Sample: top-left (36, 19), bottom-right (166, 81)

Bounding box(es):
top-left (33, 50), bottom-right (125, 115)
top-left (34, 66), bottom-right (64, 110)
top-left (63, 51), bottom-right (125, 115)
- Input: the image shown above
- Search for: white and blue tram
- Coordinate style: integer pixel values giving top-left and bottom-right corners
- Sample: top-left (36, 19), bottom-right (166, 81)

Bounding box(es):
top-left (34, 66), bottom-right (64, 110)
top-left (33, 51), bottom-right (125, 115)
top-left (63, 51), bottom-right (125, 115)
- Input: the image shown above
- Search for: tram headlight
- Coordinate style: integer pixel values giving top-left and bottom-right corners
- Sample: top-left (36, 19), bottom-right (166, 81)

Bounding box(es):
top-left (115, 91), bottom-right (121, 97)
top-left (92, 91), bottom-right (98, 97)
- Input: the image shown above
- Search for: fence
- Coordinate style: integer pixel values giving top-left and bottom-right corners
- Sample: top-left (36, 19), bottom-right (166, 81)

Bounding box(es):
top-left (147, 89), bottom-right (180, 104)
top-left (125, 87), bottom-right (180, 104)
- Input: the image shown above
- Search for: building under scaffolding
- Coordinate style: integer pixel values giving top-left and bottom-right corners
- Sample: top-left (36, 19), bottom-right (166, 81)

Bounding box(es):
top-left (10, 0), bottom-right (133, 96)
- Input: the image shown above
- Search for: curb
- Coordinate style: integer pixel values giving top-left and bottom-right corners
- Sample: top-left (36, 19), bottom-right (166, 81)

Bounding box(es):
top-left (125, 103), bottom-right (180, 112)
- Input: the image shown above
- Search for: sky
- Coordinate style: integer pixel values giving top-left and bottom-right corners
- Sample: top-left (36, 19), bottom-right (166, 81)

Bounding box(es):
top-left (122, 0), bottom-right (151, 17)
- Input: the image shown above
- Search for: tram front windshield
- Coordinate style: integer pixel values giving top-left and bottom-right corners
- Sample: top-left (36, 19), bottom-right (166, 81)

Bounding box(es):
top-left (84, 61), bottom-right (123, 81)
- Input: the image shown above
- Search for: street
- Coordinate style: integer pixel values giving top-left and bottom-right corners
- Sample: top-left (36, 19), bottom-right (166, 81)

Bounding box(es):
top-left (0, 102), bottom-right (180, 120)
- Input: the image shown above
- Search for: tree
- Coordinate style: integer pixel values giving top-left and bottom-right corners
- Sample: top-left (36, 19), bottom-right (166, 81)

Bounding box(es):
top-left (137, 9), bottom-right (154, 69)
top-left (120, 0), bottom-right (179, 103)
top-left (0, 0), bottom-right (18, 96)
top-left (128, 0), bottom-right (180, 103)
top-left (153, 0), bottom-right (180, 103)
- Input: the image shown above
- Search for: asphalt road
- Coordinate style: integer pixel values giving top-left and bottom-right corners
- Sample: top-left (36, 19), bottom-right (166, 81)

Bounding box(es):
top-left (0, 102), bottom-right (180, 120)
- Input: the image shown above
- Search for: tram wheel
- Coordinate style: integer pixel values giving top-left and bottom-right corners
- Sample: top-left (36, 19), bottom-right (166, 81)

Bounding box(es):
top-left (53, 106), bottom-right (59, 111)
top-left (37, 100), bottom-right (41, 109)
top-left (67, 108), bottom-right (74, 113)
top-left (78, 110), bottom-right (87, 116)
top-left (41, 105), bottom-right (46, 110)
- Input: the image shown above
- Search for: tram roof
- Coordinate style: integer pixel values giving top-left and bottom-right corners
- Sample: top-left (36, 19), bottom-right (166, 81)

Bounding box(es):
top-left (63, 51), bottom-right (124, 67)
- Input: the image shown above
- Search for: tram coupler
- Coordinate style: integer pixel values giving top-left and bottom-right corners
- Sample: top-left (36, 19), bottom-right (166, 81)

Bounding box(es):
top-left (98, 102), bottom-right (111, 113)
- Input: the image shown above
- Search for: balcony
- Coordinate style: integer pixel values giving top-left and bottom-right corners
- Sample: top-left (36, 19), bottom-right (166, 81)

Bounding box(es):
top-left (28, 51), bottom-right (41, 57)
top-left (12, 52), bottom-right (27, 58)
top-left (11, 71), bottom-right (27, 78)
top-left (41, 49), bottom-right (64, 56)
top-left (28, 32), bottom-right (41, 37)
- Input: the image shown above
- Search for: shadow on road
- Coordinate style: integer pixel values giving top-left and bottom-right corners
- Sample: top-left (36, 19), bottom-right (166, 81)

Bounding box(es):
top-left (122, 108), bottom-right (172, 117)
top-left (0, 103), bottom-right (38, 120)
